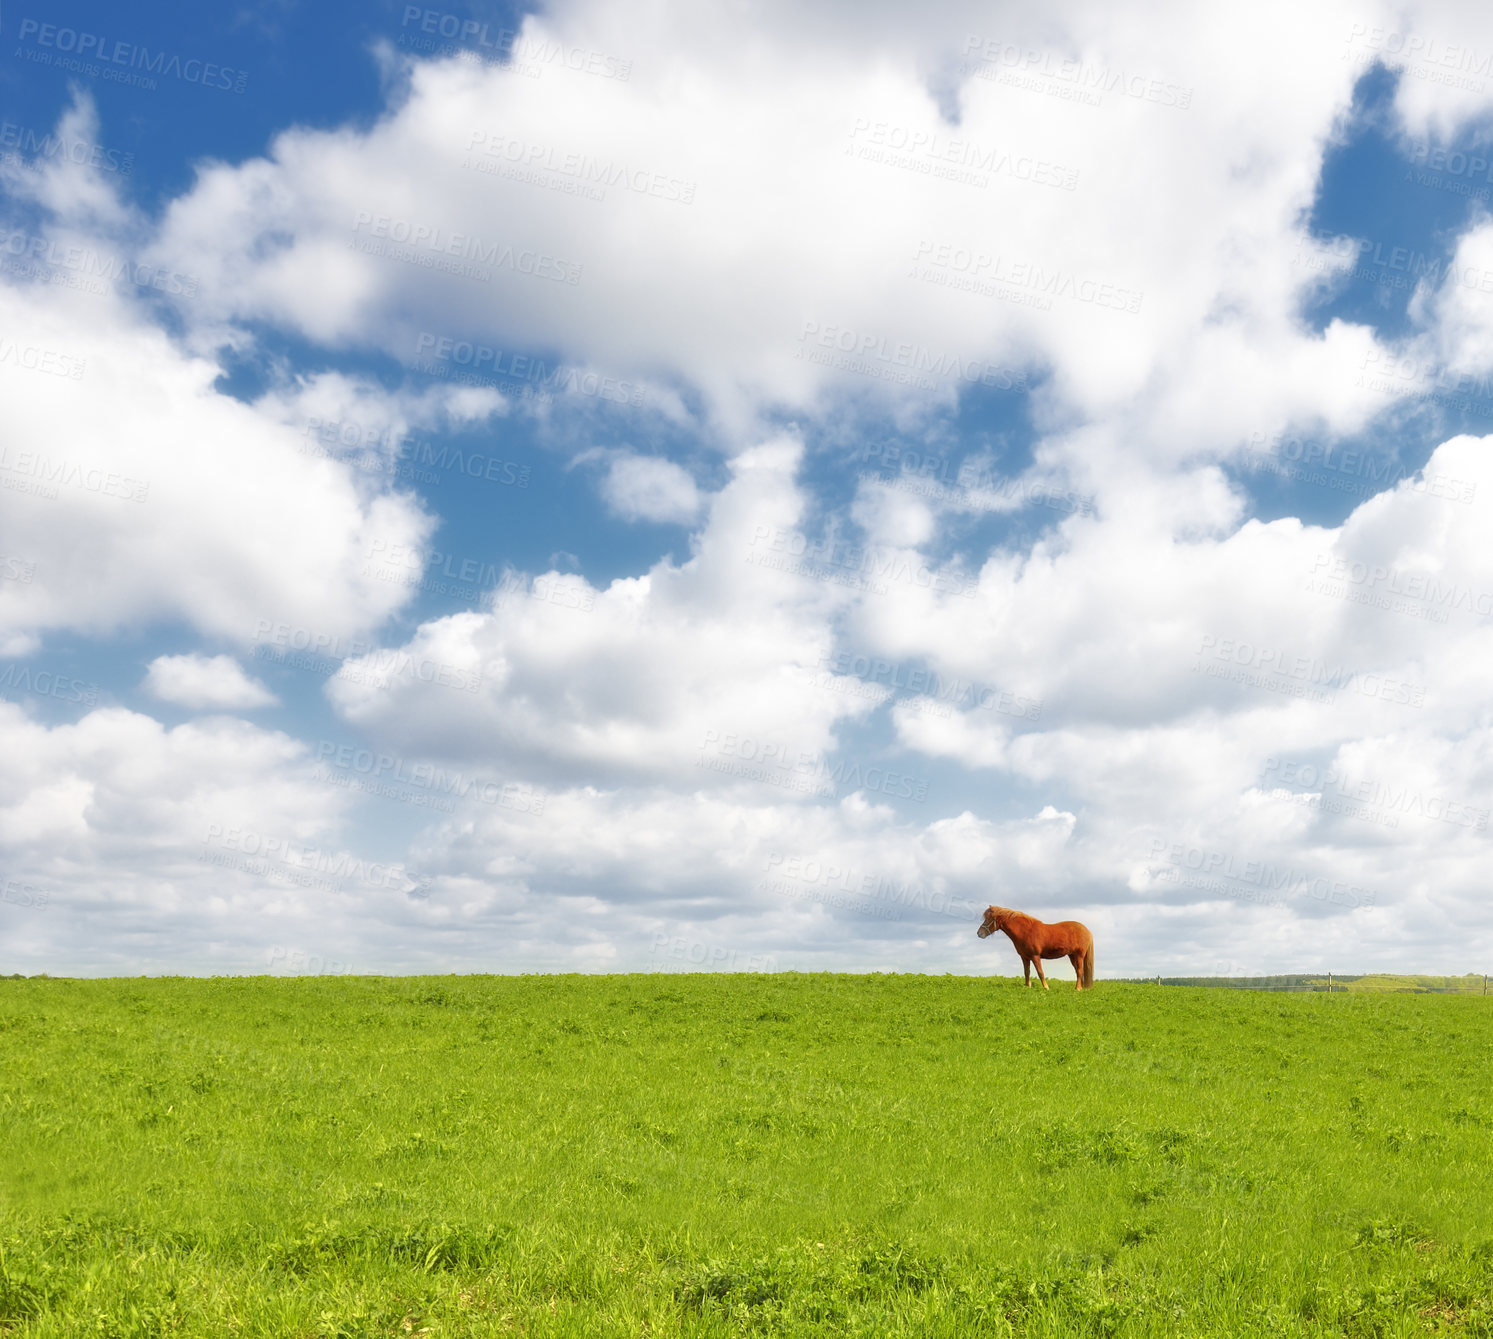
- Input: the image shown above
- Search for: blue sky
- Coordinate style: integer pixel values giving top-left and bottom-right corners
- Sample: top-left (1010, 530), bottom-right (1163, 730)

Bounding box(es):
top-left (3, 0), bottom-right (1493, 978)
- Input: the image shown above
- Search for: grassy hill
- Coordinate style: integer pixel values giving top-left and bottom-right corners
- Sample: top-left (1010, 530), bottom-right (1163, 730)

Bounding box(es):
top-left (2, 973), bottom-right (1491, 1335)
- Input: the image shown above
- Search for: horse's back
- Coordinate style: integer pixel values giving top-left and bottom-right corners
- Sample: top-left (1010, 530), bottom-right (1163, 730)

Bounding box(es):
top-left (1050, 919), bottom-right (1093, 951)
top-left (1010, 913), bottom-right (1093, 955)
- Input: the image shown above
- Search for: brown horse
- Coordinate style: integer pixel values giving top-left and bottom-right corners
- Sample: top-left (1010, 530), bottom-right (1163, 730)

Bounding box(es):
top-left (977, 906), bottom-right (1094, 990)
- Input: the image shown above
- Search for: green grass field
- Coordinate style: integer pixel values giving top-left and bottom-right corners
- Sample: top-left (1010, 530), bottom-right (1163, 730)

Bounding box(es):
top-left (2, 974), bottom-right (1491, 1337)
top-left (1132, 975), bottom-right (1490, 995)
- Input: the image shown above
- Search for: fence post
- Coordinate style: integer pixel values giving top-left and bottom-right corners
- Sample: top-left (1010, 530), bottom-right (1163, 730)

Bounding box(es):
top-left (1328, 971), bottom-right (1332, 994)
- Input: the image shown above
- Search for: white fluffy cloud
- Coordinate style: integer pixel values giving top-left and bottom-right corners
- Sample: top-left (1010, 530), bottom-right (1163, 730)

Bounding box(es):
top-left (0, 251), bottom-right (436, 656)
top-left (585, 450), bottom-right (704, 524)
top-left (0, 97), bottom-right (516, 661)
top-left (405, 788), bottom-right (1083, 973)
top-left (143, 654), bottom-right (277, 710)
top-left (144, 0), bottom-right (1429, 464)
top-left (1416, 221), bottom-right (1493, 374)
top-left (0, 702), bottom-right (419, 974)
top-left (1383, 0), bottom-right (1493, 141)
top-left (326, 437), bottom-right (881, 781)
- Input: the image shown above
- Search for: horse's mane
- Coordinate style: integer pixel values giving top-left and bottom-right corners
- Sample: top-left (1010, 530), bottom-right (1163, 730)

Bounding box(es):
top-left (991, 906), bottom-right (1037, 925)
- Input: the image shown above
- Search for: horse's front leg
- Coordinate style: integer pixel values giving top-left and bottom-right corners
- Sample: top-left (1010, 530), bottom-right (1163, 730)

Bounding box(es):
top-left (1023, 957), bottom-right (1032, 987)
top-left (1033, 957), bottom-right (1049, 990)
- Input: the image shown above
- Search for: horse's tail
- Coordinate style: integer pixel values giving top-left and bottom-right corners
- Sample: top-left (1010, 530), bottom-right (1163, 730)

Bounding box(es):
top-left (1084, 940), bottom-right (1095, 988)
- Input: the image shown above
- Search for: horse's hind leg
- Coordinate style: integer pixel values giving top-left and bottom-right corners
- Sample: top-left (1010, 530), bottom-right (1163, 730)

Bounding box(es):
top-left (1069, 951), bottom-right (1085, 990)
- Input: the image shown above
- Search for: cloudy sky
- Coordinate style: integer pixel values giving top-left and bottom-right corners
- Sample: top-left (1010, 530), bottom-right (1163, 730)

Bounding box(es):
top-left (3, 0), bottom-right (1493, 979)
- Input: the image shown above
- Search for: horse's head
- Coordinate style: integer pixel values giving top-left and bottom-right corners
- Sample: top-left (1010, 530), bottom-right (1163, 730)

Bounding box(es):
top-left (977, 906), bottom-right (1008, 938)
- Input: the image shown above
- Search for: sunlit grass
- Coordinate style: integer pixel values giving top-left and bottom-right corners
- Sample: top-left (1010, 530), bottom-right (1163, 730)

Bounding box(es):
top-left (2, 974), bottom-right (1490, 1335)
